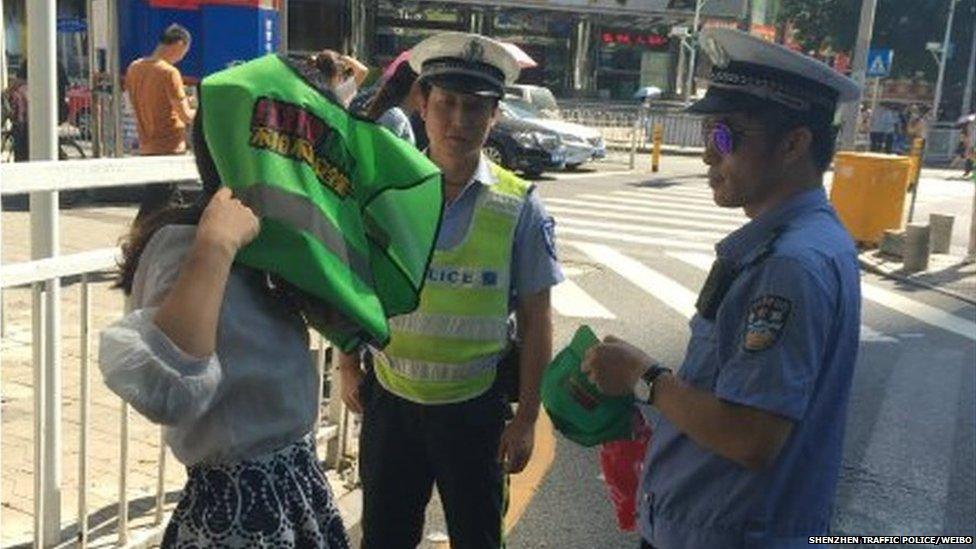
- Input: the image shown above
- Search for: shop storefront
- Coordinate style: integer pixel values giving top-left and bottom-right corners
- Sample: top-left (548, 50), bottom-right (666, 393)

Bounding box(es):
top-left (594, 27), bottom-right (673, 100)
top-left (284, 0), bottom-right (748, 101)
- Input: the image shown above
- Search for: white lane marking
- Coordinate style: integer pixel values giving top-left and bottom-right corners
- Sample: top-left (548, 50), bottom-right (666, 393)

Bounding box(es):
top-left (602, 191), bottom-right (723, 207)
top-left (553, 213), bottom-right (727, 241)
top-left (860, 325), bottom-right (899, 343)
top-left (557, 227), bottom-right (714, 252)
top-left (547, 200), bottom-right (742, 232)
top-left (583, 193), bottom-right (745, 218)
top-left (602, 193), bottom-right (747, 221)
top-left (549, 205), bottom-right (731, 238)
top-left (561, 266), bottom-right (586, 277)
top-left (567, 241), bottom-right (697, 319)
top-left (610, 191), bottom-right (745, 211)
top-left (667, 251), bottom-right (714, 270)
top-left (667, 251), bottom-right (976, 342)
top-left (860, 284), bottom-right (976, 341)
top-left (552, 279), bottom-right (616, 319)
top-left (549, 196), bottom-right (738, 221)
top-left (549, 169), bottom-right (639, 180)
top-left (626, 186), bottom-right (715, 198)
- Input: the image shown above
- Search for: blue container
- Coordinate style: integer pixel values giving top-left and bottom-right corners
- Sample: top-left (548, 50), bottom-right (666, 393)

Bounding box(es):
top-left (118, 1), bottom-right (279, 81)
top-left (119, 1), bottom-right (203, 79)
top-left (200, 5), bottom-right (279, 76)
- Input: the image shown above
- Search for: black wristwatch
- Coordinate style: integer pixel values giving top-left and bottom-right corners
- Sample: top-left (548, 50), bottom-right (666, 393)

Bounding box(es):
top-left (633, 362), bottom-right (671, 405)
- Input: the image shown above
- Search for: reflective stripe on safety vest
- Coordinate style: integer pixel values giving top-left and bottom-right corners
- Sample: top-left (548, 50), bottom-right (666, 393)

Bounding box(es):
top-left (373, 162), bottom-right (530, 404)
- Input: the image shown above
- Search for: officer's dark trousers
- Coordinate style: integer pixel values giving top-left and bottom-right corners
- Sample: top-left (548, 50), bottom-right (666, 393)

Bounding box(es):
top-left (359, 374), bottom-right (508, 549)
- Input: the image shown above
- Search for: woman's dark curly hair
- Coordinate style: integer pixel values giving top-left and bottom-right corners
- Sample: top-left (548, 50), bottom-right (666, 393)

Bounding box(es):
top-left (116, 112), bottom-right (216, 294)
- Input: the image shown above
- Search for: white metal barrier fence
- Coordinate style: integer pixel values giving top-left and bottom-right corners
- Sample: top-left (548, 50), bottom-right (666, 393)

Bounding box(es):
top-left (561, 106), bottom-right (706, 150)
top-left (1, 157), bottom-right (357, 548)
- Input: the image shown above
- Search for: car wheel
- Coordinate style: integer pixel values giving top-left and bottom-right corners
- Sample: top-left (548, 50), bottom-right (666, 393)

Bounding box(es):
top-left (523, 170), bottom-right (543, 178)
top-left (483, 142), bottom-right (508, 167)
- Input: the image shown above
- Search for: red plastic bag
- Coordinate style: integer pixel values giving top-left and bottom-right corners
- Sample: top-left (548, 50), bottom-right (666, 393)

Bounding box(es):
top-left (598, 413), bottom-right (651, 531)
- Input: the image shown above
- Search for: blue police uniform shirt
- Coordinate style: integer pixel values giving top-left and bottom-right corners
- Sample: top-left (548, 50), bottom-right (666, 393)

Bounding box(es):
top-left (436, 154), bottom-right (564, 304)
top-left (638, 187), bottom-right (861, 549)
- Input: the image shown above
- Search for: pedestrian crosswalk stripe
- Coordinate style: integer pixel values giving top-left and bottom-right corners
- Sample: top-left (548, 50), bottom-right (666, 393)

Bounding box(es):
top-left (667, 251), bottom-right (714, 270)
top-left (610, 191), bottom-right (748, 217)
top-left (557, 227), bottom-right (715, 251)
top-left (549, 206), bottom-right (730, 237)
top-left (553, 212), bottom-right (728, 241)
top-left (860, 284), bottom-right (976, 341)
top-left (552, 169), bottom-right (637, 180)
top-left (547, 199), bottom-right (743, 230)
top-left (552, 195), bottom-right (734, 219)
top-left (567, 241), bottom-right (698, 319)
top-left (860, 324), bottom-right (899, 343)
top-left (602, 194), bottom-right (745, 221)
top-left (607, 191), bottom-right (740, 213)
top-left (667, 251), bottom-right (976, 342)
top-left (627, 185), bottom-right (714, 198)
top-left (591, 193), bottom-right (744, 218)
top-left (552, 279), bottom-right (616, 319)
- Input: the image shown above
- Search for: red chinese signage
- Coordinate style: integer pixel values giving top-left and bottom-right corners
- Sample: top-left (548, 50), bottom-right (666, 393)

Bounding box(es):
top-left (601, 31), bottom-right (669, 48)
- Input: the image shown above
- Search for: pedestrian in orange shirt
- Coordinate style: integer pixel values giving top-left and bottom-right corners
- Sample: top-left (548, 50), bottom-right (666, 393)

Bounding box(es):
top-left (126, 23), bottom-right (196, 220)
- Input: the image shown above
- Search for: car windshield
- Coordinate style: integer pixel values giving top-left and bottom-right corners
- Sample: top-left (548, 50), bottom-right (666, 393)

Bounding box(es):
top-left (529, 87), bottom-right (559, 111)
top-left (501, 99), bottom-right (543, 120)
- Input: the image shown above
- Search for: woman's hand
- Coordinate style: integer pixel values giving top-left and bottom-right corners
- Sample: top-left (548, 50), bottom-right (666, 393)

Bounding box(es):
top-left (196, 187), bottom-right (260, 260)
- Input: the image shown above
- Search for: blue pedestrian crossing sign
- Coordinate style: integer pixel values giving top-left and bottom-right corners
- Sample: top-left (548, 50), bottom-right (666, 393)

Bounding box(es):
top-left (866, 48), bottom-right (894, 78)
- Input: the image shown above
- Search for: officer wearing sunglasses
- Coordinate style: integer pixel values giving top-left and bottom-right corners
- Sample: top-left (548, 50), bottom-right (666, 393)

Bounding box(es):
top-left (582, 28), bottom-right (863, 549)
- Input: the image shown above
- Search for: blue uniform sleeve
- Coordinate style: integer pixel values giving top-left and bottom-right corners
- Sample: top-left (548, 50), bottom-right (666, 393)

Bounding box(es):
top-left (714, 256), bottom-right (834, 421)
top-left (511, 186), bottom-right (564, 299)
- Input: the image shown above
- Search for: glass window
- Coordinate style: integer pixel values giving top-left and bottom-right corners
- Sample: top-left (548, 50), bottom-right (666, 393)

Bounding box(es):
top-left (289, 0), bottom-right (344, 54)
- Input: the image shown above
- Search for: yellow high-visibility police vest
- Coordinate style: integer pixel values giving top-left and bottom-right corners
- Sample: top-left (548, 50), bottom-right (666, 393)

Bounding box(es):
top-left (373, 162), bottom-right (530, 404)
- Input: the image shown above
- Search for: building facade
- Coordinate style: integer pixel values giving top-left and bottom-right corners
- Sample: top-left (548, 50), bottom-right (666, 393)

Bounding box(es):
top-left (288, 0), bottom-right (750, 100)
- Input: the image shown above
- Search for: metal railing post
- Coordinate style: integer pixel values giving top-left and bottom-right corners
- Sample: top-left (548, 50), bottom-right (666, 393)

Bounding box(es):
top-left (32, 283), bottom-right (48, 548)
top-left (324, 341), bottom-right (343, 468)
top-left (27, 2), bottom-right (64, 544)
top-left (154, 430), bottom-right (167, 526)
top-left (78, 276), bottom-right (92, 548)
top-left (118, 402), bottom-right (130, 544)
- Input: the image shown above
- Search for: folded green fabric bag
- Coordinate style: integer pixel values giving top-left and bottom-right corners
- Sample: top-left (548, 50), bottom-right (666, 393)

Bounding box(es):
top-left (542, 326), bottom-right (636, 447)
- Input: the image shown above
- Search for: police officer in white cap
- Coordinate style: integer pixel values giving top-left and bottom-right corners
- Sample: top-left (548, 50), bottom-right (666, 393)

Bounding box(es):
top-left (336, 32), bottom-right (563, 548)
top-left (583, 29), bottom-right (863, 548)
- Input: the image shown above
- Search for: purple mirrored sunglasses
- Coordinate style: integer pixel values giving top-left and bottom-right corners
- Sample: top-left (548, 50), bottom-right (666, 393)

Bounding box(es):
top-left (702, 122), bottom-right (736, 156)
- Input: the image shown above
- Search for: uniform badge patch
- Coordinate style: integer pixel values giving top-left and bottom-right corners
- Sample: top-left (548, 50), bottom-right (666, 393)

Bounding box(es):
top-left (743, 295), bottom-right (792, 352)
top-left (542, 217), bottom-right (558, 260)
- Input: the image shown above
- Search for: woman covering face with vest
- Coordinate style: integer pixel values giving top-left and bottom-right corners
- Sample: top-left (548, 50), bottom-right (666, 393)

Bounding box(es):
top-left (98, 51), bottom-right (442, 548)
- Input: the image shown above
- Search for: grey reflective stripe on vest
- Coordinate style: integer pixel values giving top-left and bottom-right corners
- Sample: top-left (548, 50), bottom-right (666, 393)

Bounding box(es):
top-left (373, 351), bottom-right (500, 381)
top-left (239, 184), bottom-right (374, 283)
top-left (388, 313), bottom-right (509, 342)
top-left (481, 187), bottom-right (523, 218)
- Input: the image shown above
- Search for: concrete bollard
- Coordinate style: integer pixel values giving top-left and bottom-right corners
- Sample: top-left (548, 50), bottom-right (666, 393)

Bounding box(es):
top-left (903, 223), bottom-right (931, 273)
top-left (928, 214), bottom-right (954, 254)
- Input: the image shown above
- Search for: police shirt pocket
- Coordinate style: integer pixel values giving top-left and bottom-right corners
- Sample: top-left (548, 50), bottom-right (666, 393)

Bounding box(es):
top-left (680, 316), bottom-right (720, 390)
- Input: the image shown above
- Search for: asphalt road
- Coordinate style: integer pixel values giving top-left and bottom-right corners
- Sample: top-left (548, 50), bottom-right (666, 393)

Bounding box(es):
top-left (505, 161), bottom-right (976, 548)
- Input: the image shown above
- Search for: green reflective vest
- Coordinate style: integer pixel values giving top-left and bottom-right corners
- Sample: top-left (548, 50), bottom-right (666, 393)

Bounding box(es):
top-left (373, 163), bottom-right (530, 404)
top-left (200, 54), bottom-right (443, 352)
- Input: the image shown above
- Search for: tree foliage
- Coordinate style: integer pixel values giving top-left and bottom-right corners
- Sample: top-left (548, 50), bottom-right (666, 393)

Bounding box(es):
top-left (778, 0), bottom-right (973, 81)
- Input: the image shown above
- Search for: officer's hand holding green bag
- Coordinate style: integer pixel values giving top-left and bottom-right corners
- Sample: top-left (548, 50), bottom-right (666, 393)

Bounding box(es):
top-left (199, 54), bottom-right (443, 352)
top-left (541, 325), bottom-right (637, 447)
